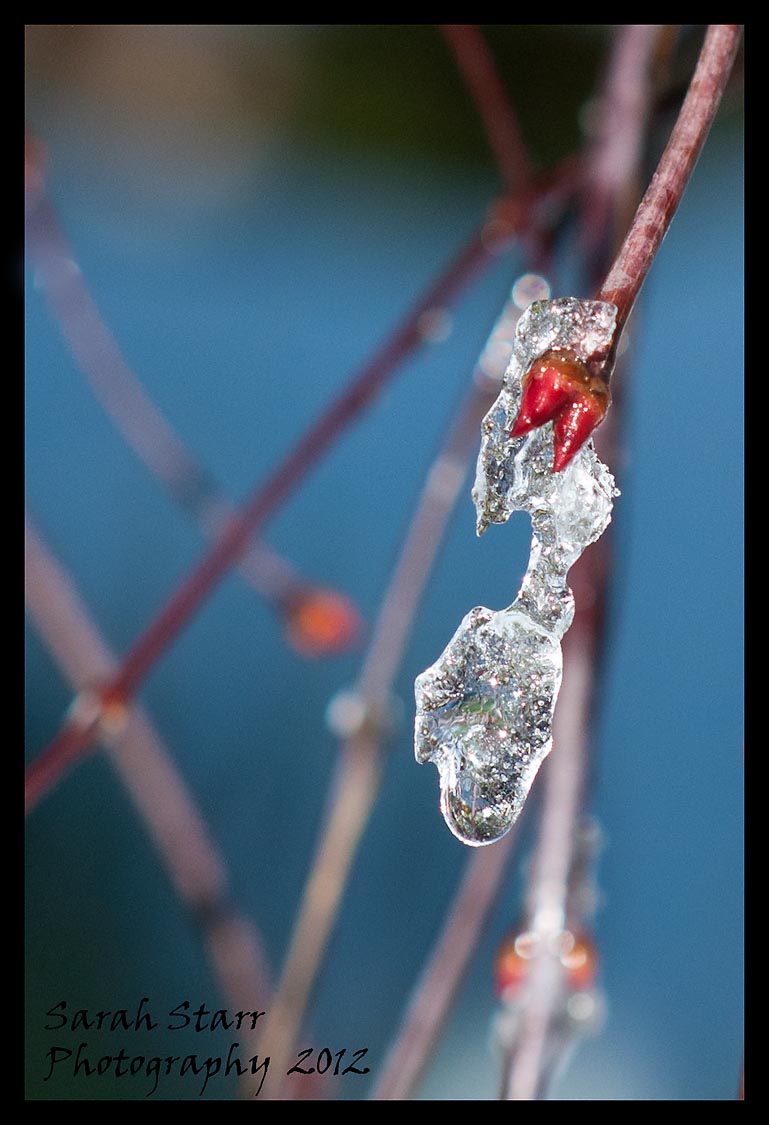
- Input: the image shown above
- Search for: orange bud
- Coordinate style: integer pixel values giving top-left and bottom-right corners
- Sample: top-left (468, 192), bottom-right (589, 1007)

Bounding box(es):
top-left (494, 929), bottom-right (541, 998)
top-left (283, 589), bottom-right (361, 658)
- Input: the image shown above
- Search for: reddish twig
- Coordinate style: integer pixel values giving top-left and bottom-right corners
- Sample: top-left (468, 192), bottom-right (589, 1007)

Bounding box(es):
top-left (24, 513), bottom-right (273, 1098)
top-left (440, 24), bottom-right (534, 197)
top-left (597, 24), bottom-right (742, 333)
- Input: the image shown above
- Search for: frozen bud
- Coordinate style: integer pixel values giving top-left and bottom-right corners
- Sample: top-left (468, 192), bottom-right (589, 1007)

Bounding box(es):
top-left (510, 349), bottom-right (611, 473)
top-left (552, 379), bottom-right (610, 473)
top-left (511, 350), bottom-right (592, 439)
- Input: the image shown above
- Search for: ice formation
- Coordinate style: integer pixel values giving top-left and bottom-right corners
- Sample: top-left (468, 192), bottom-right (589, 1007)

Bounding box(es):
top-left (415, 298), bottom-right (619, 846)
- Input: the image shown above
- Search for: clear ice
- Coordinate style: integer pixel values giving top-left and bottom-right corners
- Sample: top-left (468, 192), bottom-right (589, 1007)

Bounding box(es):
top-left (415, 298), bottom-right (619, 846)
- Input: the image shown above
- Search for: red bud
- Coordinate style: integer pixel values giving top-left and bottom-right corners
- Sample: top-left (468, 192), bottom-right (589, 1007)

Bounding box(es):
top-left (552, 387), bottom-right (608, 473)
top-left (510, 352), bottom-right (590, 439)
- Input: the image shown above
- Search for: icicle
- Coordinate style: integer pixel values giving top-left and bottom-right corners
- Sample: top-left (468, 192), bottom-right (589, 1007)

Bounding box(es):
top-left (415, 298), bottom-right (619, 846)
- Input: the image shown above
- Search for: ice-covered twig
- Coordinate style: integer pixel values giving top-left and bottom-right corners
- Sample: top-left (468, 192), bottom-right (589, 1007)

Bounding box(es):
top-left (414, 25), bottom-right (743, 850)
top-left (416, 298), bottom-right (618, 846)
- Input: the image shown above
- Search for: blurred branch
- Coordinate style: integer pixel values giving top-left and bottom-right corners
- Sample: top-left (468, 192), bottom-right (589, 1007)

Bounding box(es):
top-left (254, 735), bottom-right (381, 1098)
top-left (440, 24), bottom-right (534, 196)
top-left (500, 597), bottom-right (600, 1100)
top-left (580, 24), bottom-right (662, 276)
top-left (25, 182), bottom-right (361, 657)
top-left (597, 24), bottom-right (742, 335)
top-left (24, 512), bottom-right (272, 1098)
top-left (372, 817), bottom-right (523, 1100)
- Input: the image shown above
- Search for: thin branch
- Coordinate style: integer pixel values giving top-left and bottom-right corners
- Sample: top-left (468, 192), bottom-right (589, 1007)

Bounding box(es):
top-left (597, 24), bottom-right (742, 333)
top-left (580, 25), bottom-right (662, 277)
top-left (372, 817), bottom-right (522, 1100)
top-left (440, 24), bottom-right (534, 197)
top-left (254, 736), bottom-right (382, 1098)
top-left (25, 186), bottom-right (361, 653)
top-left (501, 602), bottom-right (598, 1100)
top-left (24, 513), bottom-right (272, 1099)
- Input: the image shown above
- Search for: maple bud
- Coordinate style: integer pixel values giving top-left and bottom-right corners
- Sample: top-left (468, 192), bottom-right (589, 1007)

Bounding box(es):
top-left (510, 349), bottom-right (610, 472)
top-left (552, 379), bottom-right (610, 473)
top-left (510, 351), bottom-right (589, 439)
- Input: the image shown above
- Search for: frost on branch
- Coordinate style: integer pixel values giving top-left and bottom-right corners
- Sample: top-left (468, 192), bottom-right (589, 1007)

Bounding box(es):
top-left (415, 298), bottom-right (618, 846)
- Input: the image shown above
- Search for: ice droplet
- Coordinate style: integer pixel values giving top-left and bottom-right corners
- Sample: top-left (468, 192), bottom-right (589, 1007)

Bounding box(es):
top-left (415, 298), bottom-right (619, 846)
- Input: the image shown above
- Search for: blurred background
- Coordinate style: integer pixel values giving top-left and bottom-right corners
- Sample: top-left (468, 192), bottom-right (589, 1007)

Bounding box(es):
top-left (25, 25), bottom-right (743, 1100)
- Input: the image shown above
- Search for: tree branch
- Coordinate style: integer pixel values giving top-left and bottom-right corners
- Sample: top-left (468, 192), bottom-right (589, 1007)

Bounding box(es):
top-left (597, 24), bottom-right (742, 333)
top-left (440, 24), bottom-right (534, 197)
